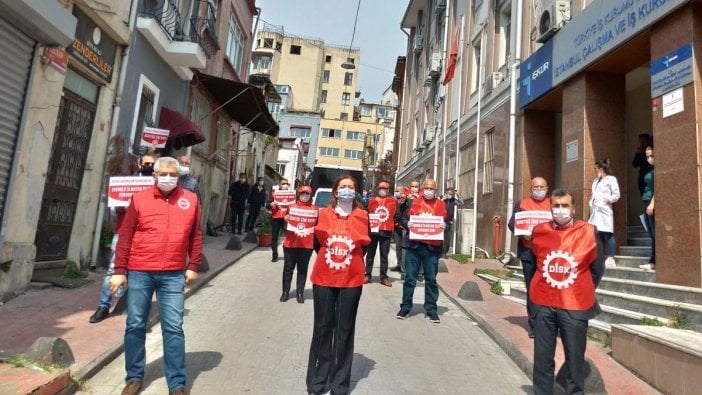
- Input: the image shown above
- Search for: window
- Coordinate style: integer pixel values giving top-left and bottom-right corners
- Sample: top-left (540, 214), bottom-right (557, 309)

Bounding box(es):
top-left (276, 163), bottom-right (286, 175)
top-left (376, 107), bottom-right (388, 117)
top-left (323, 70), bottom-right (330, 83)
top-left (346, 57), bottom-right (355, 65)
top-left (275, 41), bottom-right (282, 51)
top-left (471, 39), bottom-right (481, 93)
top-left (190, 90), bottom-right (213, 156)
top-left (344, 72), bottom-right (353, 85)
top-left (497, 4), bottom-right (512, 67)
top-left (320, 90), bottom-right (327, 103)
top-left (290, 126), bottom-right (311, 139)
top-left (321, 128), bottom-right (341, 138)
top-left (130, 76), bottom-right (158, 154)
top-left (373, 134), bottom-right (381, 143)
top-left (340, 112), bottom-right (348, 120)
top-left (361, 106), bottom-right (371, 116)
top-left (263, 38), bottom-right (273, 48)
top-left (226, 17), bottom-right (245, 72)
top-left (290, 44), bottom-right (301, 54)
top-left (459, 141), bottom-right (476, 199)
top-left (325, 55), bottom-right (332, 63)
top-left (482, 130), bottom-right (495, 194)
top-left (346, 131), bottom-right (364, 141)
top-left (344, 149), bottom-right (363, 159)
top-left (320, 147), bottom-right (339, 156)
top-left (342, 92), bottom-right (351, 105)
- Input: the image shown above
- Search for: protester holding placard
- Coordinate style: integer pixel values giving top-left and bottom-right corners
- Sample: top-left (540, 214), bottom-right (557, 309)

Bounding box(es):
top-left (364, 181), bottom-right (396, 287)
top-left (395, 179), bottom-right (447, 324)
top-left (270, 178), bottom-right (291, 262)
top-left (307, 175), bottom-right (370, 395)
top-left (507, 176), bottom-right (551, 338)
top-left (280, 185), bottom-right (318, 303)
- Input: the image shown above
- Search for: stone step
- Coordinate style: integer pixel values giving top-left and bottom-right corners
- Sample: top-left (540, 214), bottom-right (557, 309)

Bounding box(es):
top-left (619, 246), bottom-right (652, 257)
top-left (613, 255), bottom-right (650, 268)
top-left (627, 225), bottom-right (646, 232)
top-left (626, 237), bottom-right (652, 247)
top-left (627, 231), bottom-right (650, 238)
top-left (601, 266), bottom-right (656, 282)
top-left (598, 278), bottom-right (702, 305)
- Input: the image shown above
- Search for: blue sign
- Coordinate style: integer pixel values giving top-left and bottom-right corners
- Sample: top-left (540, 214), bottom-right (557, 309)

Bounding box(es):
top-left (519, 40), bottom-right (553, 108)
top-left (650, 42), bottom-right (693, 97)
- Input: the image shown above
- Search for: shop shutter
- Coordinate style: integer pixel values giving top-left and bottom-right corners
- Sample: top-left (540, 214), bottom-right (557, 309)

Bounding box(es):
top-left (0, 17), bottom-right (35, 223)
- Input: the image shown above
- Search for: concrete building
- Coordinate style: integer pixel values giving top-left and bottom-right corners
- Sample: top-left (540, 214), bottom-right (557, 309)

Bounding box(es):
top-left (276, 137), bottom-right (306, 186)
top-left (396, 0), bottom-right (702, 288)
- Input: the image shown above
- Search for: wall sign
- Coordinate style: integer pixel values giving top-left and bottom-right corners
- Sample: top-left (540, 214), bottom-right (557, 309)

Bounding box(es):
top-left (566, 140), bottom-right (578, 163)
top-left (519, 40), bottom-right (553, 108)
top-left (662, 87), bottom-right (684, 118)
top-left (650, 42), bottom-right (693, 98)
top-left (66, 7), bottom-right (117, 82)
top-left (42, 47), bottom-right (69, 74)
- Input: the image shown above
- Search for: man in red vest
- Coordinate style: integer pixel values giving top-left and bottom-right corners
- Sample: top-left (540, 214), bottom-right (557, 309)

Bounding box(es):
top-left (395, 179), bottom-right (447, 323)
top-left (526, 188), bottom-right (604, 395)
top-left (507, 176), bottom-right (551, 338)
top-left (364, 181), bottom-right (397, 286)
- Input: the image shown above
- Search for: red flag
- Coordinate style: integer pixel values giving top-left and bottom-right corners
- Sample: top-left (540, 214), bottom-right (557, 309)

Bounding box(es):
top-left (442, 25), bottom-right (460, 85)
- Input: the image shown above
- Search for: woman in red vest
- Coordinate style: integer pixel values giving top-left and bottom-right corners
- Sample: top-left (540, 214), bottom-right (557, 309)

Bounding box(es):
top-left (280, 185), bottom-right (318, 303)
top-left (364, 180), bottom-right (396, 286)
top-left (306, 175), bottom-right (370, 395)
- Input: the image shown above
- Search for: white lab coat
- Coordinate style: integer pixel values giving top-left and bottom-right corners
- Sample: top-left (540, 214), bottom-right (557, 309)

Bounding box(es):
top-left (588, 175), bottom-right (620, 233)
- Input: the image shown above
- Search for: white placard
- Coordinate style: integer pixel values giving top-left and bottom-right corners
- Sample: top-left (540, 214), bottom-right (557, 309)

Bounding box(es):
top-left (566, 140), bottom-right (578, 163)
top-left (141, 127), bottom-right (170, 148)
top-left (408, 215), bottom-right (444, 241)
top-left (662, 87), bottom-right (684, 118)
top-left (108, 176), bottom-right (155, 207)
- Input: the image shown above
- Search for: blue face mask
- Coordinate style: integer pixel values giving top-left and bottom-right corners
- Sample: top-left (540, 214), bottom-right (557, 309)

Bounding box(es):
top-left (337, 188), bottom-right (355, 202)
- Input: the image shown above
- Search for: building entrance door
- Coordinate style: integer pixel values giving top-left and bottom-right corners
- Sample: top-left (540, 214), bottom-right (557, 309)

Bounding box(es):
top-left (34, 88), bottom-right (97, 261)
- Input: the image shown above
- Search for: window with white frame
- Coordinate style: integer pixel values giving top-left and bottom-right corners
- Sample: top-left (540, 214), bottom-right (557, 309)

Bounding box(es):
top-left (320, 90), bottom-right (327, 103)
top-left (459, 141), bottom-right (476, 199)
top-left (344, 72), bottom-right (353, 85)
top-left (323, 70), bottom-right (330, 83)
top-left (471, 39), bottom-right (481, 93)
top-left (376, 107), bottom-right (388, 118)
top-left (344, 149), bottom-right (363, 160)
top-left (129, 75), bottom-right (160, 154)
top-left (497, 3), bottom-right (511, 68)
top-left (340, 112), bottom-right (348, 120)
top-left (320, 147), bottom-right (339, 156)
top-left (482, 130), bottom-right (495, 194)
top-left (189, 90), bottom-right (213, 156)
top-left (361, 106), bottom-right (371, 116)
top-left (346, 130), bottom-right (364, 141)
top-left (341, 92), bottom-right (351, 106)
top-left (321, 128), bottom-right (341, 138)
top-left (276, 163), bottom-right (286, 175)
top-left (226, 17), bottom-right (245, 72)
top-left (373, 134), bottom-right (381, 143)
top-left (290, 126), bottom-right (311, 139)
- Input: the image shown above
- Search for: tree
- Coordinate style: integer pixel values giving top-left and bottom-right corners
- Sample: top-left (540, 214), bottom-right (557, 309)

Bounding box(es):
top-left (373, 150), bottom-right (395, 189)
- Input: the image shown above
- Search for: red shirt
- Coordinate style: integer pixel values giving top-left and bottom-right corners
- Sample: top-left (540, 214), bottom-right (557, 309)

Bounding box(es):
top-left (407, 197), bottom-right (448, 247)
top-left (283, 201), bottom-right (318, 249)
top-left (310, 206), bottom-right (370, 288)
top-left (368, 196), bottom-right (397, 232)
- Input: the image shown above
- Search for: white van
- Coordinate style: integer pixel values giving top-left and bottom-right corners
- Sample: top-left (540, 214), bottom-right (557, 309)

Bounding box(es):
top-left (312, 188), bottom-right (333, 208)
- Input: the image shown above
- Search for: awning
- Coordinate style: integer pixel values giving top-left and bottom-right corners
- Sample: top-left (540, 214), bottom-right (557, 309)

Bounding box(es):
top-left (196, 72), bottom-right (279, 136)
top-left (159, 107), bottom-right (206, 149)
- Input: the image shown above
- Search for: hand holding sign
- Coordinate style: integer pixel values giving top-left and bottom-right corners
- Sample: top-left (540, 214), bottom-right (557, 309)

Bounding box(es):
top-left (514, 210), bottom-right (552, 236)
top-left (408, 215), bottom-right (444, 241)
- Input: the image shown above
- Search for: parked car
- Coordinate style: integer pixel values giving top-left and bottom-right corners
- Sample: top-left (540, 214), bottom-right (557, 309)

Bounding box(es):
top-left (312, 188), bottom-right (333, 208)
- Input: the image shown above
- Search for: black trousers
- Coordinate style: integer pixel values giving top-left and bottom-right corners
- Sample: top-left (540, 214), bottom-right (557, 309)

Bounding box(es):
top-left (365, 235), bottom-right (391, 280)
top-left (393, 228), bottom-right (404, 272)
top-left (230, 204), bottom-right (245, 233)
top-left (442, 223), bottom-right (452, 255)
top-left (307, 285), bottom-right (362, 395)
top-left (532, 306), bottom-right (589, 395)
top-left (522, 258), bottom-right (535, 331)
top-left (271, 218), bottom-right (286, 256)
top-left (245, 203), bottom-right (261, 231)
top-left (282, 247), bottom-right (313, 294)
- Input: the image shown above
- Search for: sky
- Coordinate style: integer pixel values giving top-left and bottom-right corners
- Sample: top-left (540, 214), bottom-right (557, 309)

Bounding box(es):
top-left (254, 0), bottom-right (409, 103)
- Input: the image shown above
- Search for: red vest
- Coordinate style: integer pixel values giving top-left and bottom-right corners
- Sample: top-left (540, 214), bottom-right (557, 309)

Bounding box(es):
top-left (310, 206), bottom-right (370, 288)
top-left (529, 221), bottom-right (598, 311)
top-left (283, 201), bottom-right (318, 249)
top-left (368, 196), bottom-right (397, 232)
top-left (408, 197), bottom-right (448, 247)
top-left (518, 197), bottom-right (551, 247)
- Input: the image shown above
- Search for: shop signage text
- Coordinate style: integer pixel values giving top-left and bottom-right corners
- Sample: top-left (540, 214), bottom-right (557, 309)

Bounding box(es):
top-left (66, 7), bottom-right (117, 82)
top-left (650, 42), bottom-right (693, 98)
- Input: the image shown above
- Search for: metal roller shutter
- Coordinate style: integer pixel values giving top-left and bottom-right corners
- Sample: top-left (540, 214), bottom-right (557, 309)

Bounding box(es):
top-left (0, 17), bottom-right (35, 223)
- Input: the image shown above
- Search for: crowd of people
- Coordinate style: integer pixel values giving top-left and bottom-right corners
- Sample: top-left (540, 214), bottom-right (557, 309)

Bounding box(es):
top-left (87, 138), bottom-right (657, 394)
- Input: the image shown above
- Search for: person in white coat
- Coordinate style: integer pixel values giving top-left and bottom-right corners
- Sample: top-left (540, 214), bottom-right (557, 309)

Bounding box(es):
top-left (588, 159), bottom-right (620, 267)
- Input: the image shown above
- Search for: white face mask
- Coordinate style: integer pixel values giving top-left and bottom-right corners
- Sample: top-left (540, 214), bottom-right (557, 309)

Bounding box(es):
top-left (423, 189), bottom-right (435, 199)
top-left (378, 189), bottom-right (388, 197)
top-left (157, 175), bottom-right (178, 193)
top-left (647, 157), bottom-right (654, 166)
top-left (552, 207), bottom-right (573, 226)
top-left (299, 194), bottom-right (311, 202)
top-left (532, 189), bottom-right (547, 200)
top-left (177, 165), bottom-right (190, 176)
top-left (394, 192), bottom-right (401, 199)
top-left (411, 187), bottom-right (419, 193)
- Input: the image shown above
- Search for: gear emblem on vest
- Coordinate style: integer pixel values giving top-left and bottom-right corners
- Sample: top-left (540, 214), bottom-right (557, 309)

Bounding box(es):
top-left (375, 205), bottom-right (390, 223)
top-left (542, 250), bottom-right (579, 289)
top-left (325, 235), bottom-right (355, 270)
top-left (293, 222), bottom-right (314, 237)
top-left (177, 198), bottom-right (190, 210)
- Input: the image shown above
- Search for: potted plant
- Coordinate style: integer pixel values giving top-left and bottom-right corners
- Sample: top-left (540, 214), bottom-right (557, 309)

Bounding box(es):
top-left (256, 211), bottom-right (273, 247)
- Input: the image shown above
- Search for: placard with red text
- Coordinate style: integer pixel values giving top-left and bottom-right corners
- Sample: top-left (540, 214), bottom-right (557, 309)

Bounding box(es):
top-left (108, 177), bottom-right (154, 207)
top-left (140, 127), bottom-right (170, 148)
top-left (408, 215), bottom-right (444, 241)
top-left (286, 207), bottom-right (318, 237)
top-left (274, 190), bottom-right (297, 206)
top-left (514, 210), bottom-right (552, 236)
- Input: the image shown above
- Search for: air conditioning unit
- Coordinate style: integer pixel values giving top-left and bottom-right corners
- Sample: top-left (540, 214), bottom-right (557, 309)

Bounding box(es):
top-left (537, 0), bottom-right (571, 43)
top-left (413, 34), bottom-right (424, 53)
top-left (489, 71), bottom-right (503, 90)
top-left (428, 52), bottom-right (442, 77)
top-left (423, 125), bottom-right (436, 145)
top-left (434, 0), bottom-right (446, 13)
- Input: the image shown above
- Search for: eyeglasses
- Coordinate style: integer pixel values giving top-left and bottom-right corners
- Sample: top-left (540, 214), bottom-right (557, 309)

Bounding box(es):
top-left (143, 162), bottom-right (154, 166)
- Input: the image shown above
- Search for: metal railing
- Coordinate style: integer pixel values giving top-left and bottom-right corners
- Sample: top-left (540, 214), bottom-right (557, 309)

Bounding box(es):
top-left (141, 0), bottom-right (218, 57)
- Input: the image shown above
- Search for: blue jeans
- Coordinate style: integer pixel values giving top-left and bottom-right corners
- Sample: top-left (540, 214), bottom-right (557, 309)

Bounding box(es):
top-left (401, 244), bottom-right (439, 314)
top-left (596, 231), bottom-right (615, 257)
top-left (98, 234), bottom-right (120, 308)
top-left (125, 270), bottom-right (186, 391)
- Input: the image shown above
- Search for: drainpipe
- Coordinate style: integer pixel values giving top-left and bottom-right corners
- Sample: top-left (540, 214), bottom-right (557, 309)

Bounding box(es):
top-left (503, 0), bottom-right (523, 262)
top-left (438, 2), bottom-right (451, 194)
top-left (471, 23), bottom-right (486, 262)
top-left (395, 26), bottom-right (410, 186)
top-left (90, 0), bottom-right (139, 268)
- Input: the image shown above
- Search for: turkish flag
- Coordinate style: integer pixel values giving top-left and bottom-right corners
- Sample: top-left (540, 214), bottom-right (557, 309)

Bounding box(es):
top-left (442, 25), bottom-right (460, 85)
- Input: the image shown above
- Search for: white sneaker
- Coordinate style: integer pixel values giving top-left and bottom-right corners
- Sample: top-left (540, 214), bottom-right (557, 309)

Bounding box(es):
top-left (639, 263), bottom-right (656, 270)
top-left (605, 257), bottom-right (616, 268)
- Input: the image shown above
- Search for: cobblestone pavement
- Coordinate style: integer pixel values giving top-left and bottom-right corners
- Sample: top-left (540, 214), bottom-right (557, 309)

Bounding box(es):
top-left (78, 247), bottom-right (532, 394)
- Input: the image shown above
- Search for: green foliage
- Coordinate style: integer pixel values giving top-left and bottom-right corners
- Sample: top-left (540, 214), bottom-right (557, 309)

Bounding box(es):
top-left (639, 316), bottom-right (664, 326)
top-left (669, 310), bottom-right (690, 329)
top-left (8, 354), bottom-right (64, 371)
top-left (256, 211), bottom-right (273, 235)
top-left (474, 268), bottom-right (499, 277)
top-left (490, 280), bottom-right (504, 295)
top-left (505, 270), bottom-right (515, 278)
top-left (64, 260), bottom-right (87, 279)
top-left (602, 336), bottom-right (611, 348)
top-left (451, 254), bottom-right (470, 264)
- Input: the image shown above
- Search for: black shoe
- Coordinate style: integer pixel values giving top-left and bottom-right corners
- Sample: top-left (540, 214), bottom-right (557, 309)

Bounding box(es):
top-left (528, 331), bottom-right (535, 339)
top-left (396, 309), bottom-right (410, 319)
top-left (272, 256), bottom-right (278, 262)
top-left (390, 266), bottom-right (402, 272)
top-left (89, 306), bottom-right (110, 323)
top-left (297, 292), bottom-right (304, 303)
top-left (427, 312), bottom-right (440, 323)
top-left (280, 292), bottom-right (289, 302)
top-left (418, 274), bottom-right (424, 282)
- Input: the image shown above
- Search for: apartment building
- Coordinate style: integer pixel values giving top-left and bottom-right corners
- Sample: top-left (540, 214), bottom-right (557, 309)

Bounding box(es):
top-left (397, 0), bottom-right (702, 288)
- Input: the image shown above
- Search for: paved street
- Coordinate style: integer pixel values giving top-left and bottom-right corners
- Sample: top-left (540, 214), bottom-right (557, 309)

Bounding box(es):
top-left (78, 247), bottom-right (531, 394)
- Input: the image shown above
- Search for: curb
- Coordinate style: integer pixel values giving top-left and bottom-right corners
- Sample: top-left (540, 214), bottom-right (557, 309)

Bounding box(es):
top-left (72, 242), bottom-right (259, 384)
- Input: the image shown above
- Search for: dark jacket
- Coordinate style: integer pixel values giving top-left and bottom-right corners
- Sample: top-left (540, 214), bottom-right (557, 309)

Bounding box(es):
top-left (249, 184), bottom-right (267, 206)
top-left (228, 181), bottom-right (250, 206)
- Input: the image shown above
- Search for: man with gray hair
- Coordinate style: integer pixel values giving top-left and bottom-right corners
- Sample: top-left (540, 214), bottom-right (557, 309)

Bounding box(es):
top-left (110, 156), bottom-right (202, 395)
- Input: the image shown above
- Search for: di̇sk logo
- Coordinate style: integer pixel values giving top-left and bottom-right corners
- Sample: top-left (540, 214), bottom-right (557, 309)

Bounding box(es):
top-left (293, 222), bottom-right (313, 237)
top-left (325, 235), bottom-right (355, 270)
top-left (177, 198), bottom-right (190, 210)
top-left (375, 206), bottom-right (390, 223)
top-left (542, 250), bottom-right (579, 289)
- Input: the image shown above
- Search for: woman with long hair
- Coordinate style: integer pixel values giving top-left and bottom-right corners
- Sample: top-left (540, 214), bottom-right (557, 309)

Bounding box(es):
top-left (588, 159), bottom-right (620, 268)
top-left (306, 175), bottom-right (370, 395)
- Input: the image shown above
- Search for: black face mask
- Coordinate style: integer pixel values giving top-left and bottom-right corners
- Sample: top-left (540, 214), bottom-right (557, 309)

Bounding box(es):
top-left (141, 165), bottom-right (154, 176)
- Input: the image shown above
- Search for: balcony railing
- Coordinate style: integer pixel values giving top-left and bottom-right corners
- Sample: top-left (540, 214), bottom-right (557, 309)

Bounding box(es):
top-left (141, 0), bottom-right (218, 57)
top-left (190, 0), bottom-right (219, 57)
